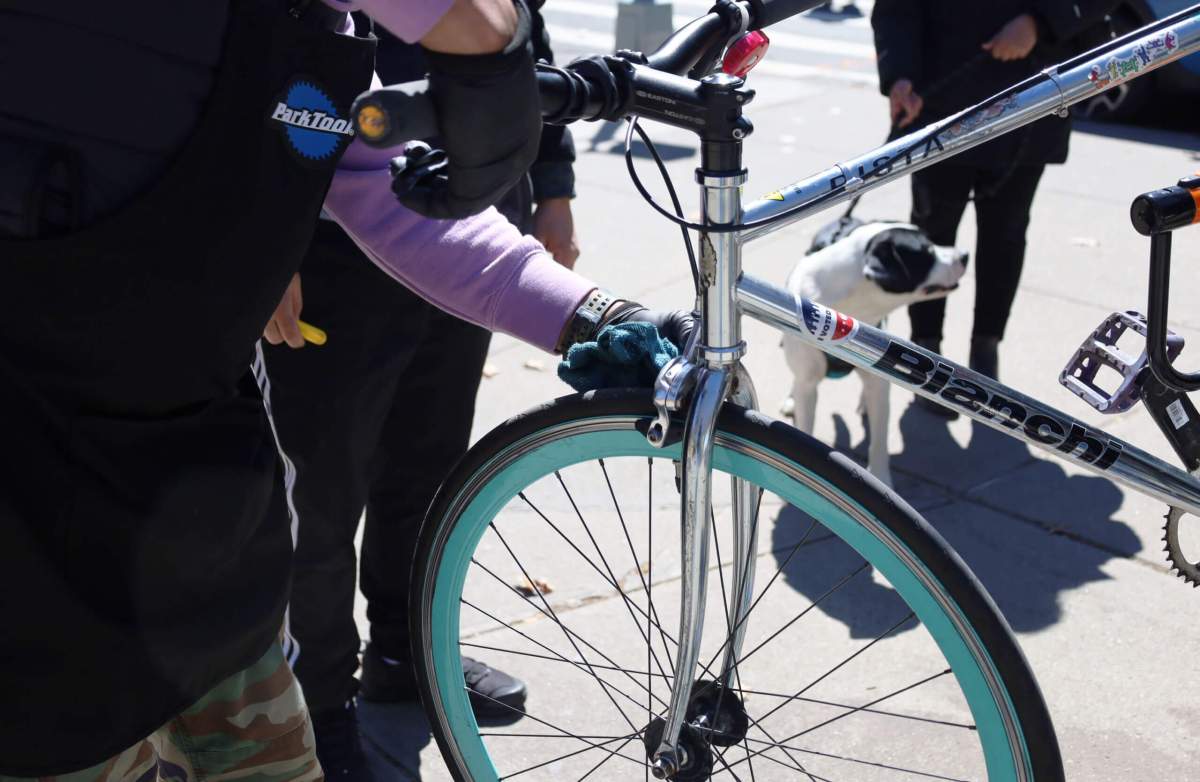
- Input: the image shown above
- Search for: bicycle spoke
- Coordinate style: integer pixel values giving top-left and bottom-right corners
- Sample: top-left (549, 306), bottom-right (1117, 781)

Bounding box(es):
top-left (579, 729), bottom-right (651, 781)
top-left (599, 458), bottom-right (677, 680)
top-left (646, 458), bottom-right (653, 782)
top-left (737, 735), bottom-right (972, 782)
top-left (730, 561), bottom-right (871, 671)
top-left (467, 557), bottom-right (673, 712)
top-left (468, 529), bottom-right (636, 737)
top-left (787, 668), bottom-right (955, 741)
top-left (496, 726), bottom-right (647, 780)
top-left (727, 611), bottom-right (920, 769)
top-left (699, 504), bottom-right (817, 782)
top-left (480, 733), bottom-right (631, 740)
top-left (463, 598), bottom-right (660, 723)
top-left (467, 638), bottom-right (973, 734)
top-left (517, 492), bottom-right (679, 654)
top-left (462, 591), bottom-right (668, 717)
top-left (556, 469), bottom-right (678, 682)
top-left (695, 516), bottom-right (822, 681)
top-left (465, 683), bottom-right (646, 777)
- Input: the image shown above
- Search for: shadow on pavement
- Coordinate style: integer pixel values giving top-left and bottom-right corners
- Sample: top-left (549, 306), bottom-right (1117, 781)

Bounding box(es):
top-left (359, 700), bottom-right (433, 781)
top-left (1072, 118), bottom-right (1200, 153)
top-left (769, 398), bottom-right (1138, 638)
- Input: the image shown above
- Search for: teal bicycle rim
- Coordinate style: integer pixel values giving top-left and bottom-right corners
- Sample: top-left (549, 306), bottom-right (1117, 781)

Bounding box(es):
top-left (423, 414), bottom-right (1035, 781)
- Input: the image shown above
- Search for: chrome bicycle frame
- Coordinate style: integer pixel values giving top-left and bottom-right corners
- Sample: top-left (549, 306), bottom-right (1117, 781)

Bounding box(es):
top-left (651, 7), bottom-right (1200, 776)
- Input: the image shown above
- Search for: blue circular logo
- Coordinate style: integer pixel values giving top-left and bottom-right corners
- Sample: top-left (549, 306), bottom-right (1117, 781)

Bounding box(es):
top-left (270, 80), bottom-right (353, 162)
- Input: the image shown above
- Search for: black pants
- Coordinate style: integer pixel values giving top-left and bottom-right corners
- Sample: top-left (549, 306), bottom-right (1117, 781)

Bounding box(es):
top-left (263, 220), bottom-right (491, 713)
top-left (907, 162), bottom-right (1045, 343)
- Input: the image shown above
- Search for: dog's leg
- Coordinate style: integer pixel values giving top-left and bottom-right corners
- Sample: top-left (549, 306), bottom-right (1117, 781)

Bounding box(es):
top-left (792, 375), bottom-right (820, 435)
top-left (860, 372), bottom-right (893, 487)
top-left (783, 337), bottom-right (821, 435)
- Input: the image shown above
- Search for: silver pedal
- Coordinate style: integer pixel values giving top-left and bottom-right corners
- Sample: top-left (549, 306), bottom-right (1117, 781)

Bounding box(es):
top-left (1059, 310), bottom-right (1183, 413)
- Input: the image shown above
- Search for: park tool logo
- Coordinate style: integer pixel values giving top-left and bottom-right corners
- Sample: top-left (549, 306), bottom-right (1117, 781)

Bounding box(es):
top-left (270, 79), bottom-right (354, 162)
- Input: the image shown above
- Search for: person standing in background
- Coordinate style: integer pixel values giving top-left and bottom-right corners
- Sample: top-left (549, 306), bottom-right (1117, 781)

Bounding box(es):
top-left (262, 5), bottom-right (578, 778)
top-left (872, 0), bottom-right (1114, 416)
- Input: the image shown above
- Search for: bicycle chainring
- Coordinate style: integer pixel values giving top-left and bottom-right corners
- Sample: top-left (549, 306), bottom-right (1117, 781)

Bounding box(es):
top-left (1164, 506), bottom-right (1200, 587)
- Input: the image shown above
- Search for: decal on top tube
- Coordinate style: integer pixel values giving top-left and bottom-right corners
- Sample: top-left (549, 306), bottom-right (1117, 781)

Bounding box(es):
top-left (800, 298), bottom-right (858, 342)
top-left (1089, 30), bottom-right (1179, 89)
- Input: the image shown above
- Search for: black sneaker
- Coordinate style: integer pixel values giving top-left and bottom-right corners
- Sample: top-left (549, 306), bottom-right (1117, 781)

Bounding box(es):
top-left (969, 336), bottom-right (1000, 380)
top-left (359, 643), bottom-right (417, 703)
top-left (361, 645), bottom-right (528, 721)
top-left (463, 657), bottom-right (527, 719)
top-left (311, 701), bottom-right (375, 782)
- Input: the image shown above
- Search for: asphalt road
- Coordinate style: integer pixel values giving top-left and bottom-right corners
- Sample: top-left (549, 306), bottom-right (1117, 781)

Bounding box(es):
top-left (355, 5), bottom-right (1200, 779)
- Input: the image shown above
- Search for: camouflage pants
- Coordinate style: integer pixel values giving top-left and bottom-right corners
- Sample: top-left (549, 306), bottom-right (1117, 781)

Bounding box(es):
top-left (8, 643), bottom-right (320, 782)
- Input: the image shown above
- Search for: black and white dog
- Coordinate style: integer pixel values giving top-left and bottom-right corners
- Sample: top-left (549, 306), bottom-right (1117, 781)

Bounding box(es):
top-left (782, 221), bottom-right (968, 486)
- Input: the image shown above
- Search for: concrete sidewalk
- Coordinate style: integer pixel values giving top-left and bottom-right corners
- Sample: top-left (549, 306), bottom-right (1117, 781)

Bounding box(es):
top-left (357, 69), bottom-right (1200, 779)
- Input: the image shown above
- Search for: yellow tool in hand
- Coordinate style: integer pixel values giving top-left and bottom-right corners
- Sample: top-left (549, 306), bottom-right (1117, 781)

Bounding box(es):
top-left (298, 320), bottom-right (327, 346)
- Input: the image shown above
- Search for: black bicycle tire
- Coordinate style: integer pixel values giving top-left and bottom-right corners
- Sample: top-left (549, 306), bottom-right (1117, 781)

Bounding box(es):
top-left (410, 388), bottom-right (1065, 781)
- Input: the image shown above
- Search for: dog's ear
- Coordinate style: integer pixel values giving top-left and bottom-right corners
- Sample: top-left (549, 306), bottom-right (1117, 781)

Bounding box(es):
top-left (862, 229), bottom-right (935, 293)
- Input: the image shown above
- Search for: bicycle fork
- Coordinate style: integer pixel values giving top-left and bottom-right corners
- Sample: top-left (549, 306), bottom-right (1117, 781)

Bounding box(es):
top-left (646, 92), bottom-right (759, 776)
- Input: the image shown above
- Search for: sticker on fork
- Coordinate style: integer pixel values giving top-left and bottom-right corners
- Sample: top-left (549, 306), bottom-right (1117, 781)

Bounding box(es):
top-left (800, 298), bottom-right (858, 342)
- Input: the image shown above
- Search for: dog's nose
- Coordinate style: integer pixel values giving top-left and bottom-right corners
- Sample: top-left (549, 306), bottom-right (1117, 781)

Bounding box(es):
top-left (956, 251), bottom-right (970, 268)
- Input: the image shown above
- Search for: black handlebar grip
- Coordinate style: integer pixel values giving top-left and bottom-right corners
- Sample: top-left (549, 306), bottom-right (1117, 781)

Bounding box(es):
top-left (351, 80), bottom-right (440, 149)
top-left (1131, 175), bottom-right (1200, 236)
top-left (747, 0), bottom-right (832, 29)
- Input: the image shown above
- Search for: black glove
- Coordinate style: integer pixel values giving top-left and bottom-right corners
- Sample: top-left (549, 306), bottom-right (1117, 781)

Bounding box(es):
top-left (394, 0), bottom-right (542, 219)
top-left (601, 301), bottom-right (697, 355)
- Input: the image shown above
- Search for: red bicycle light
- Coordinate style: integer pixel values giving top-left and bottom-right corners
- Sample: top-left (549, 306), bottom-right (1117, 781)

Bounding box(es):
top-left (722, 31), bottom-right (770, 78)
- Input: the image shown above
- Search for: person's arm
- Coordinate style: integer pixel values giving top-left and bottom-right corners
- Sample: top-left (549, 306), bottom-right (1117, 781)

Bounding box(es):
top-left (323, 140), bottom-right (591, 352)
top-left (527, 1), bottom-right (580, 268)
top-left (322, 0), bottom-right (511, 50)
top-left (870, 0), bottom-right (924, 97)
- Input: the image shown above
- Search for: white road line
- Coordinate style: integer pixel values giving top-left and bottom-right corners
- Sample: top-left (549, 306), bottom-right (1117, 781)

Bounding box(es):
top-left (546, 0), bottom-right (877, 59)
top-left (754, 58), bottom-right (878, 85)
top-left (546, 26), bottom-right (879, 86)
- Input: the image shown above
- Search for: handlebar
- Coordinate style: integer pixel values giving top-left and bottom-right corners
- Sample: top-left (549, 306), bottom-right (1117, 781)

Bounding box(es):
top-left (350, 0), bottom-right (827, 148)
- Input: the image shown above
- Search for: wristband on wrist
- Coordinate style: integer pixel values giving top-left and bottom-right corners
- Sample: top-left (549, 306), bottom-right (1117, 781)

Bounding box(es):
top-left (555, 288), bottom-right (618, 354)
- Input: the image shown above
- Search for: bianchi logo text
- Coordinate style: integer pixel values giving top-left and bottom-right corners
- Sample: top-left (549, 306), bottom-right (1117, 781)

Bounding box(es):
top-left (270, 79), bottom-right (354, 162)
top-left (872, 341), bottom-right (1123, 470)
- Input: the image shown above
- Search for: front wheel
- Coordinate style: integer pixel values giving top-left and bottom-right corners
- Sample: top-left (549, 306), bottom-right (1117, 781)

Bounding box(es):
top-left (412, 390), bottom-right (1063, 781)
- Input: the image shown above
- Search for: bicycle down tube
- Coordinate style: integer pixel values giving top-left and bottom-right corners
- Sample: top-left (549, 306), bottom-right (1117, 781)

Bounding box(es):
top-left (723, 7), bottom-right (1200, 518)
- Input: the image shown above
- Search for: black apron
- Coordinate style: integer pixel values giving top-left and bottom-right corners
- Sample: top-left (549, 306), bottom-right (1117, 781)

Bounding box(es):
top-left (0, 2), bottom-right (373, 774)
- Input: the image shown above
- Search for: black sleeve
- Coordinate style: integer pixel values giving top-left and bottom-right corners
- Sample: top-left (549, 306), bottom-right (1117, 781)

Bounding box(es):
top-left (528, 0), bottom-right (577, 201)
top-left (1029, 0), bottom-right (1121, 45)
top-left (871, 0), bottom-right (925, 96)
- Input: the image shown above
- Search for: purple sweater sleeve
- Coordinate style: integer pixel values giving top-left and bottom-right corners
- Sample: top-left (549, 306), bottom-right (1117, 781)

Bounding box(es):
top-left (323, 139), bottom-right (594, 353)
top-left (321, 0), bottom-right (454, 42)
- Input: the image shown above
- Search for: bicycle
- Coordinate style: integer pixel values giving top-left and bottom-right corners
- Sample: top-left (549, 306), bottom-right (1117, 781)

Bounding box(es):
top-left (354, 3), bottom-right (1200, 779)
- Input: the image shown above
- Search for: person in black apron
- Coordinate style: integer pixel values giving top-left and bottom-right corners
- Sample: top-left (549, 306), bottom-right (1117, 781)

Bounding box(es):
top-left (0, 1), bottom-right (375, 775)
top-left (260, 8), bottom-right (576, 775)
top-left (0, 0), bottom-right (691, 774)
